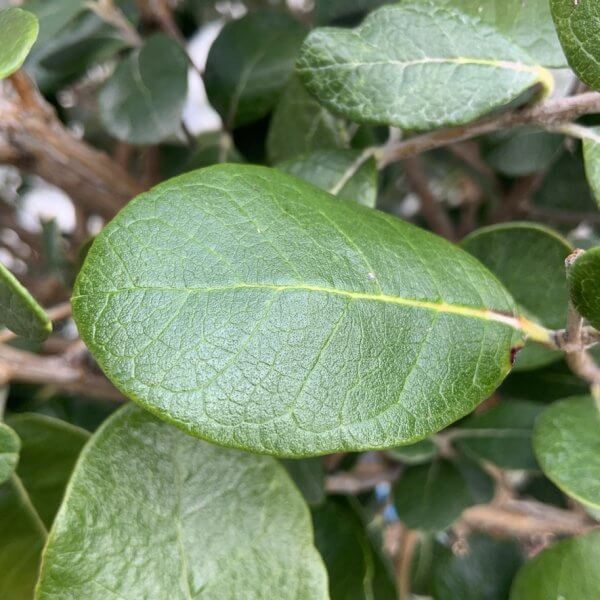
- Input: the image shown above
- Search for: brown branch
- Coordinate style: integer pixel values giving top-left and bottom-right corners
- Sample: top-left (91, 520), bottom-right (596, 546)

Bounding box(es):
top-left (0, 73), bottom-right (144, 218)
top-left (378, 92), bottom-right (600, 166)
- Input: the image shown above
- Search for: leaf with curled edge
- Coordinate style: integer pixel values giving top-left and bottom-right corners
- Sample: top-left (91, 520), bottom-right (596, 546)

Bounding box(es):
top-left (72, 164), bottom-right (528, 457)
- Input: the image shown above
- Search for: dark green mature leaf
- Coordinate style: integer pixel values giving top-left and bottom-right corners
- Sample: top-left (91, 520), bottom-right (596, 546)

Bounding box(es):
top-left (462, 223), bottom-right (572, 370)
top-left (582, 127), bottom-right (600, 207)
top-left (432, 534), bottom-right (523, 600)
top-left (278, 149), bottom-right (377, 207)
top-left (283, 458), bottom-right (325, 507)
top-left (568, 247), bottom-right (600, 330)
top-left (0, 261), bottom-right (51, 341)
top-left (0, 476), bottom-right (46, 600)
top-left (313, 496), bottom-right (396, 600)
top-left (314, 0), bottom-right (390, 24)
top-left (0, 423), bottom-right (20, 484)
top-left (551, 0), bottom-right (600, 91)
top-left (393, 458), bottom-right (491, 531)
top-left (99, 34), bottom-right (188, 145)
top-left (0, 7), bottom-right (39, 79)
top-left (8, 414), bottom-right (89, 527)
top-left (72, 164), bottom-right (523, 457)
top-left (204, 11), bottom-right (307, 129)
top-left (297, 2), bottom-right (553, 132)
top-left (453, 400), bottom-right (543, 470)
top-left (267, 76), bottom-right (348, 163)
top-left (36, 405), bottom-right (328, 599)
top-left (387, 438), bottom-right (437, 465)
top-left (533, 395), bottom-right (600, 509)
top-left (510, 531), bottom-right (600, 599)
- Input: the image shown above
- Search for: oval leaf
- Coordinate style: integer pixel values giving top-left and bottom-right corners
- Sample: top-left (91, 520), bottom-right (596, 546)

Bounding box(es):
top-left (551, 0), bottom-right (600, 91)
top-left (35, 404), bottom-right (328, 599)
top-left (533, 395), bottom-right (600, 509)
top-left (99, 34), bottom-right (188, 145)
top-left (462, 223), bottom-right (572, 370)
top-left (0, 423), bottom-right (20, 484)
top-left (0, 7), bottom-right (39, 80)
top-left (0, 260), bottom-right (51, 341)
top-left (72, 164), bottom-right (523, 457)
top-left (204, 11), bottom-right (307, 129)
top-left (568, 247), bottom-right (600, 330)
top-left (297, 2), bottom-right (552, 131)
top-left (510, 531), bottom-right (600, 599)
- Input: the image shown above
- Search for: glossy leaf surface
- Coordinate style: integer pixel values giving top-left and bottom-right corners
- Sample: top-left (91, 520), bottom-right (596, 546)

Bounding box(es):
top-left (297, 2), bottom-right (552, 131)
top-left (36, 405), bottom-right (328, 599)
top-left (0, 423), bottom-right (20, 484)
top-left (568, 247), bottom-right (600, 330)
top-left (99, 34), bottom-right (188, 144)
top-left (0, 7), bottom-right (39, 79)
top-left (72, 164), bottom-right (522, 457)
top-left (533, 395), bottom-right (600, 508)
top-left (0, 261), bottom-right (51, 341)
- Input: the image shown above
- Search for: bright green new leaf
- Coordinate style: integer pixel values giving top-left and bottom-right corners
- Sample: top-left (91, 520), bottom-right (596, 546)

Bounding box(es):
top-left (0, 260), bottom-right (51, 341)
top-left (453, 400), bottom-right (543, 470)
top-left (297, 2), bottom-right (552, 132)
top-left (278, 149), bottom-right (378, 207)
top-left (510, 530), bottom-right (600, 599)
top-left (582, 127), bottom-right (600, 207)
top-left (99, 34), bottom-right (188, 145)
top-left (0, 476), bottom-right (46, 600)
top-left (35, 405), bottom-right (328, 599)
top-left (204, 11), bottom-right (307, 128)
top-left (568, 247), bottom-right (600, 330)
top-left (0, 7), bottom-right (39, 79)
top-left (72, 164), bottom-right (524, 457)
top-left (0, 423), bottom-right (20, 484)
top-left (8, 414), bottom-right (89, 527)
top-left (267, 76), bottom-right (349, 163)
top-left (551, 0), bottom-right (600, 91)
top-left (533, 396), bottom-right (600, 509)
top-left (462, 223), bottom-right (572, 370)
top-left (387, 438), bottom-right (438, 465)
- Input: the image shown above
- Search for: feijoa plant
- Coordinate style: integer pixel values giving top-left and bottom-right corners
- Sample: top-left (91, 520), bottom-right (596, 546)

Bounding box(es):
top-left (0, 1), bottom-right (599, 599)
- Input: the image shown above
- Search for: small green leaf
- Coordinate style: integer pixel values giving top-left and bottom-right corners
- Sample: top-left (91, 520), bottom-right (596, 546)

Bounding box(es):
top-left (453, 400), bottom-right (543, 470)
top-left (0, 476), bottom-right (46, 600)
top-left (278, 149), bottom-right (378, 207)
top-left (551, 0), bottom-right (600, 91)
top-left (510, 530), bottom-right (600, 600)
top-left (35, 405), bottom-right (328, 599)
top-left (267, 76), bottom-right (349, 163)
top-left (204, 11), bottom-right (307, 128)
top-left (8, 414), bottom-right (89, 527)
top-left (99, 34), bottom-right (188, 145)
top-left (432, 534), bottom-right (523, 600)
top-left (72, 164), bottom-right (523, 457)
top-left (387, 438), bottom-right (438, 465)
top-left (568, 247), bottom-right (600, 330)
top-left (462, 223), bottom-right (572, 370)
top-left (393, 458), bottom-right (491, 531)
top-left (0, 260), bottom-right (51, 341)
top-left (0, 7), bottom-right (39, 79)
top-left (533, 395), bottom-right (600, 509)
top-left (283, 458), bottom-right (325, 507)
top-left (0, 423), bottom-right (20, 484)
top-left (297, 2), bottom-right (553, 131)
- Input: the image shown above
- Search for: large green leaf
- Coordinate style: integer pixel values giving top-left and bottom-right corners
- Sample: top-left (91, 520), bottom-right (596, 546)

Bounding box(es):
top-left (297, 2), bottom-right (552, 132)
top-left (72, 164), bottom-right (524, 457)
top-left (0, 423), bottom-right (20, 484)
top-left (0, 260), bottom-right (51, 341)
top-left (0, 476), bottom-right (46, 600)
top-left (510, 531), bottom-right (600, 599)
top-left (462, 223), bottom-right (572, 370)
top-left (568, 247), bottom-right (600, 330)
top-left (278, 149), bottom-right (378, 207)
top-left (453, 400), bottom-right (543, 470)
top-left (204, 11), bottom-right (307, 129)
top-left (267, 76), bottom-right (348, 164)
top-left (583, 127), bottom-right (600, 207)
top-left (533, 395), bottom-right (600, 509)
top-left (99, 34), bottom-right (188, 145)
top-left (551, 0), bottom-right (600, 91)
top-left (35, 404), bottom-right (328, 599)
top-left (0, 7), bottom-right (39, 79)
top-left (8, 414), bottom-right (89, 528)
